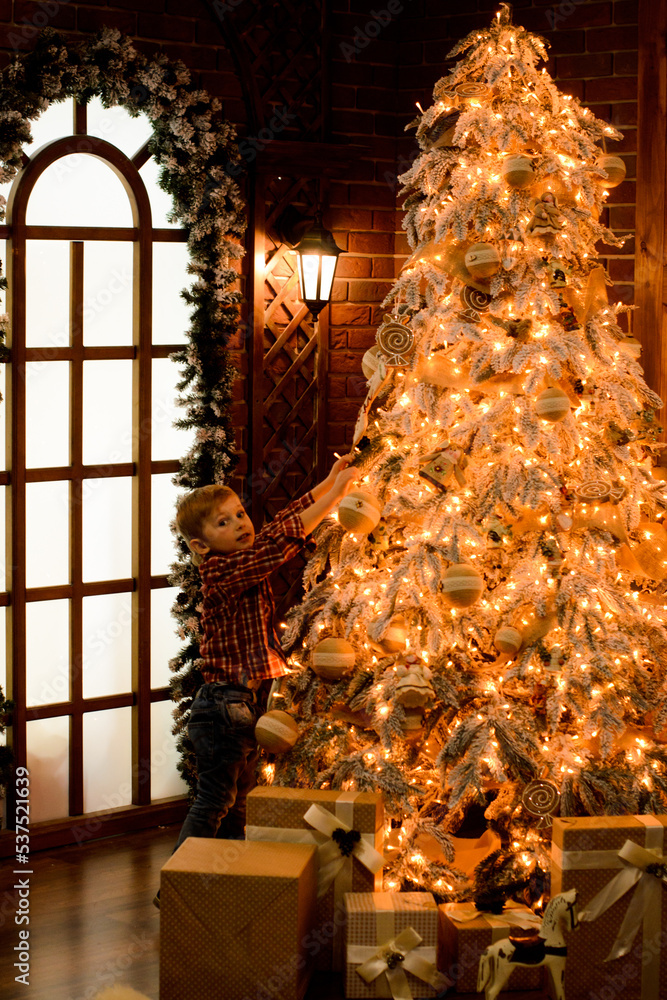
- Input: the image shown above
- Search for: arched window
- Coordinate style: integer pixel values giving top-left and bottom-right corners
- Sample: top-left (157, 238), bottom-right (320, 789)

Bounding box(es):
top-left (1, 97), bottom-right (193, 841)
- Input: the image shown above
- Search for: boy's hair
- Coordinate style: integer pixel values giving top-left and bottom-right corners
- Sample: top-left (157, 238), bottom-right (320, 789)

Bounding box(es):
top-left (176, 484), bottom-right (238, 542)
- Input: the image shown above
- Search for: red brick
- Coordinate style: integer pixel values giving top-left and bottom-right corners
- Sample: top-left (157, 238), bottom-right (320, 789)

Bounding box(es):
top-left (331, 280), bottom-right (349, 302)
top-left (607, 258), bottom-right (635, 282)
top-left (331, 110), bottom-right (376, 134)
top-left (327, 376), bottom-right (347, 398)
top-left (331, 84), bottom-right (358, 109)
top-left (328, 399), bottom-right (365, 421)
top-left (330, 328), bottom-right (348, 349)
top-left (330, 60), bottom-right (375, 86)
top-left (372, 210), bottom-right (402, 232)
top-left (585, 77), bottom-right (637, 103)
top-left (614, 128), bottom-right (637, 153)
top-left (76, 9), bottom-right (137, 34)
top-left (347, 375), bottom-right (368, 397)
top-left (162, 43), bottom-right (218, 71)
top-left (332, 230), bottom-right (350, 252)
top-left (0, 0), bottom-right (12, 20)
top-left (330, 304), bottom-right (371, 326)
top-left (348, 280), bottom-right (391, 302)
top-left (349, 184), bottom-right (397, 209)
top-left (372, 257), bottom-right (398, 278)
top-left (373, 65), bottom-right (398, 89)
top-left (337, 256), bottom-right (373, 278)
top-left (556, 80), bottom-right (585, 102)
top-left (329, 208), bottom-right (374, 231)
top-left (614, 51), bottom-right (638, 77)
top-left (138, 13), bottom-right (195, 42)
top-left (549, 2), bottom-right (612, 28)
top-left (586, 25), bottom-right (638, 51)
top-left (167, 0), bottom-right (208, 13)
top-left (544, 30), bottom-right (586, 54)
top-left (13, 0), bottom-right (76, 28)
top-left (609, 205), bottom-right (635, 229)
top-left (610, 103), bottom-right (638, 127)
top-left (614, 0), bottom-right (639, 24)
top-left (330, 183), bottom-right (350, 206)
top-left (349, 232), bottom-right (394, 254)
top-left (556, 53), bottom-right (612, 79)
top-left (348, 329), bottom-right (379, 350)
top-left (329, 350), bottom-right (367, 372)
top-left (374, 113), bottom-right (399, 137)
top-left (111, 0), bottom-right (165, 10)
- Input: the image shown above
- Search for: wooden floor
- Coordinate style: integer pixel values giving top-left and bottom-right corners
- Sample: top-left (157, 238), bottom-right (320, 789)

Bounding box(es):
top-left (0, 824), bottom-right (549, 1000)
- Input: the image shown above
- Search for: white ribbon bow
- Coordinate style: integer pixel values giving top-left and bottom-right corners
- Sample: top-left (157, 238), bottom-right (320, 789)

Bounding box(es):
top-left (579, 838), bottom-right (667, 961)
top-left (444, 903), bottom-right (542, 930)
top-left (349, 927), bottom-right (449, 1000)
top-left (303, 803), bottom-right (384, 898)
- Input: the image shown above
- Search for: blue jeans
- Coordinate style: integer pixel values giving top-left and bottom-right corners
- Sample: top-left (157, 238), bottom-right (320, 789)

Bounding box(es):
top-left (174, 682), bottom-right (262, 851)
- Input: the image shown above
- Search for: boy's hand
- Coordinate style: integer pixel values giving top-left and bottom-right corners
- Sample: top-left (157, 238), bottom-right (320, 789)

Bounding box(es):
top-left (334, 467), bottom-right (359, 498)
top-left (327, 455), bottom-right (351, 482)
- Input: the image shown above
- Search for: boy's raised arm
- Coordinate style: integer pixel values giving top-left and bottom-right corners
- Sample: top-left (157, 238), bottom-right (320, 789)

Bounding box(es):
top-left (299, 465), bottom-right (359, 536)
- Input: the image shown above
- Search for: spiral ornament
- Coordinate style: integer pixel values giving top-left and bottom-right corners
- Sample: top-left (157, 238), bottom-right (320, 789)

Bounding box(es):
top-left (460, 285), bottom-right (492, 317)
top-left (575, 480), bottom-right (612, 503)
top-left (521, 778), bottom-right (560, 827)
top-left (376, 318), bottom-right (415, 367)
top-left (454, 81), bottom-right (492, 104)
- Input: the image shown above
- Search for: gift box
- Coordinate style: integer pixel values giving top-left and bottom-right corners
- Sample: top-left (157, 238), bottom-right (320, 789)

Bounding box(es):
top-left (551, 815), bottom-right (667, 1000)
top-left (437, 900), bottom-right (544, 993)
top-left (246, 787), bottom-right (384, 971)
top-left (344, 891), bottom-right (447, 999)
top-left (159, 837), bottom-right (317, 1000)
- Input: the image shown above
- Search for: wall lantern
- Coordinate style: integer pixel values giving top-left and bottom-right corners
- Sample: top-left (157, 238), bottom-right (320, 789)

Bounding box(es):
top-left (276, 206), bottom-right (344, 319)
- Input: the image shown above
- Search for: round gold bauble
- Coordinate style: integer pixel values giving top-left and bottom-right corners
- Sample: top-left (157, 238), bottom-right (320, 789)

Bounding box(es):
top-left (464, 243), bottom-right (501, 279)
top-left (338, 490), bottom-right (382, 534)
top-left (440, 563), bottom-right (485, 609)
top-left (633, 522), bottom-right (667, 581)
top-left (502, 154), bottom-right (534, 188)
top-left (377, 615), bottom-right (408, 653)
top-left (596, 154), bottom-right (626, 188)
top-left (311, 637), bottom-right (356, 681)
top-left (535, 386), bottom-right (571, 423)
top-left (254, 710), bottom-right (299, 754)
top-left (361, 344), bottom-right (381, 381)
top-left (493, 625), bottom-right (523, 655)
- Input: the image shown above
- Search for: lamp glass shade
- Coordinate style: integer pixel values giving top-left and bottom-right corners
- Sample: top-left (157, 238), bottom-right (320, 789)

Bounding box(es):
top-left (294, 217), bottom-right (343, 317)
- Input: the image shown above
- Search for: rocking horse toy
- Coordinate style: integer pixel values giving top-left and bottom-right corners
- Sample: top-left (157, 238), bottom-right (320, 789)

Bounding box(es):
top-left (477, 888), bottom-right (579, 1000)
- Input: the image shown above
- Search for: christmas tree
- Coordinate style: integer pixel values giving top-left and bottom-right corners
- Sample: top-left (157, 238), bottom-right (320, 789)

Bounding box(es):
top-left (270, 5), bottom-right (667, 906)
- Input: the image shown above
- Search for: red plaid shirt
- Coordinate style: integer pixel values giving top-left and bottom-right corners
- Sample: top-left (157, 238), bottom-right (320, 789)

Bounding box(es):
top-left (198, 493), bottom-right (314, 685)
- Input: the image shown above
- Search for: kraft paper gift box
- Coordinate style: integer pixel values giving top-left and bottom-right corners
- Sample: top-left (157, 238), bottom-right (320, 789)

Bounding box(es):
top-left (344, 891), bottom-right (447, 999)
top-left (551, 815), bottom-right (667, 1000)
top-left (437, 900), bottom-right (544, 993)
top-left (246, 786), bottom-right (384, 971)
top-left (159, 837), bottom-right (317, 1000)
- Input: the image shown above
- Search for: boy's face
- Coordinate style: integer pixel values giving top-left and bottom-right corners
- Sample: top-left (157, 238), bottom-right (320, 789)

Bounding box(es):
top-left (189, 496), bottom-right (255, 557)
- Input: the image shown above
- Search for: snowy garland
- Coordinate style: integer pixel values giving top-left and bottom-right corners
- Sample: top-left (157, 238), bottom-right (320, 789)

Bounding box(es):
top-left (0, 27), bottom-right (247, 793)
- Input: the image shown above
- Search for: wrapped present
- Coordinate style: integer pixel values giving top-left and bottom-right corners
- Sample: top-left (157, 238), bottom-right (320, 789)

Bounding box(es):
top-left (159, 838), bottom-right (317, 1000)
top-left (246, 787), bottom-right (384, 971)
top-left (552, 815), bottom-right (667, 1000)
top-left (344, 891), bottom-right (447, 999)
top-left (437, 900), bottom-right (544, 993)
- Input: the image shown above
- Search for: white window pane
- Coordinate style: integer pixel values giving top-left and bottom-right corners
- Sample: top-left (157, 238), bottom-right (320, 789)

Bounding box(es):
top-left (26, 600), bottom-right (70, 707)
top-left (26, 155), bottom-right (133, 227)
top-left (28, 99), bottom-right (74, 156)
top-left (151, 586), bottom-right (180, 688)
top-left (151, 242), bottom-right (191, 343)
top-left (83, 360), bottom-right (132, 465)
top-left (25, 361), bottom-right (70, 468)
top-left (26, 716), bottom-right (69, 822)
top-left (86, 96), bottom-right (153, 160)
top-left (151, 473), bottom-right (179, 577)
top-left (25, 240), bottom-right (70, 348)
top-left (26, 481), bottom-right (69, 588)
top-left (82, 477), bottom-right (132, 583)
top-left (139, 156), bottom-right (179, 229)
top-left (0, 488), bottom-right (5, 593)
top-left (82, 593), bottom-right (133, 699)
top-left (151, 700), bottom-right (188, 801)
top-left (83, 241), bottom-right (133, 346)
top-left (152, 358), bottom-right (194, 461)
top-left (83, 707), bottom-right (132, 813)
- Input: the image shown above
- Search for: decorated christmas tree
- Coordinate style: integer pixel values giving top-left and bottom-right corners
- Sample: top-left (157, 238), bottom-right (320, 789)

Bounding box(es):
top-left (270, 6), bottom-right (667, 906)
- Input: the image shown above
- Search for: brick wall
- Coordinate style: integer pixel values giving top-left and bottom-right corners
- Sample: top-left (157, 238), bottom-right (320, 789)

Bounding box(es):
top-left (0, 0), bottom-right (641, 463)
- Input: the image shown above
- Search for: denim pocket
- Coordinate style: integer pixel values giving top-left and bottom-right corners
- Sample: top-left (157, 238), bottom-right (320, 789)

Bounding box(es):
top-left (224, 698), bottom-right (256, 729)
top-left (188, 719), bottom-right (215, 765)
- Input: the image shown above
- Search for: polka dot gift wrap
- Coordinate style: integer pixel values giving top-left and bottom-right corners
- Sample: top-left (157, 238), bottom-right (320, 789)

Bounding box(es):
top-left (159, 838), bottom-right (317, 1000)
top-left (551, 815), bottom-right (667, 1000)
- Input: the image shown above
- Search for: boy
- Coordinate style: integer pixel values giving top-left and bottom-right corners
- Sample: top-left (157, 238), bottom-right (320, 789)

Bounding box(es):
top-left (160, 457), bottom-right (358, 900)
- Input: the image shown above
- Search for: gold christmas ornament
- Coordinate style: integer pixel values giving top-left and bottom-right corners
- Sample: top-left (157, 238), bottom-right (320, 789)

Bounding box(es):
top-left (361, 344), bottom-right (381, 381)
top-left (633, 522), bottom-right (667, 580)
top-left (460, 284), bottom-right (493, 317)
top-left (521, 778), bottom-right (560, 828)
top-left (254, 710), bottom-right (299, 754)
top-left (451, 80), bottom-right (493, 104)
top-left (596, 154), bottom-right (626, 188)
top-left (311, 637), bottom-right (356, 681)
top-left (501, 153), bottom-right (534, 188)
top-left (375, 315), bottom-right (415, 367)
top-left (377, 615), bottom-right (408, 653)
top-left (440, 563), bottom-right (485, 608)
top-left (395, 660), bottom-right (435, 708)
top-left (338, 490), bottom-right (382, 534)
top-left (575, 480), bottom-right (612, 503)
top-left (535, 386), bottom-right (571, 423)
top-left (464, 243), bottom-right (500, 279)
top-left (493, 626), bottom-right (523, 655)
